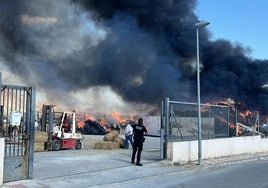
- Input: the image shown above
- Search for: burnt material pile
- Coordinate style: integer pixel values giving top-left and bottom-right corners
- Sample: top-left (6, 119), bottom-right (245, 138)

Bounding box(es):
top-left (79, 119), bottom-right (108, 135)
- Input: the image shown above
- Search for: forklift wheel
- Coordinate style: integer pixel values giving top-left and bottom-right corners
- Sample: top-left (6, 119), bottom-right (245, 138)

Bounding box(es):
top-left (52, 140), bottom-right (61, 151)
top-left (75, 141), bottom-right (82, 150)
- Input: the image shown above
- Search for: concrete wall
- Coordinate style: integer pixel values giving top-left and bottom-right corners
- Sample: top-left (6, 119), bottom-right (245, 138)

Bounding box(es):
top-left (0, 138), bottom-right (4, 186)
top-left (167, 136), bottom-right (268, 163)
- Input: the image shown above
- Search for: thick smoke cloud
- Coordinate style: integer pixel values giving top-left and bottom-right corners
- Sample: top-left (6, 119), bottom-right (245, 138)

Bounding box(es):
top-left (1, 0), bottom-right (268, 114)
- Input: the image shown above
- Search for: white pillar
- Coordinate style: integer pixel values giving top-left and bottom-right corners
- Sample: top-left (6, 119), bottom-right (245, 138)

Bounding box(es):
top-left (0, 138), bottom-right (4, 185)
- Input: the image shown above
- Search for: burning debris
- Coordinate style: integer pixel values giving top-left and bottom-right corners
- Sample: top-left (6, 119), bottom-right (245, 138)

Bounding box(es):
top-left (76, 110), bottom-right (137, 135)
top-left (78, 119), bottom-right (109, 135)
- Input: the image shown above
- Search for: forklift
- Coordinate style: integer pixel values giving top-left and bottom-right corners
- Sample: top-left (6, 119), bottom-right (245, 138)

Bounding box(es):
top-left (41, 105), bottom-right (83, 151)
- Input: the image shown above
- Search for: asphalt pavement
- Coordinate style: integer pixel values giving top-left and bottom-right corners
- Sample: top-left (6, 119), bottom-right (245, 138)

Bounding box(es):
top-left (2, 136), bottom-right (268, 188)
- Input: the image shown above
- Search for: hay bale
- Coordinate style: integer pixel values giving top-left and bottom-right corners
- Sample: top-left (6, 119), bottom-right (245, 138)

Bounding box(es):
top-left (34, 142), bottom-right (46, 152)
top-left (94, 141), bottom-right (120, 150)
top-left (35, 131), bottom-right (48, 142)
top-left (113, 136), bottom-right (125, 148)
top-left (103, 131), bottom-right (119, 142)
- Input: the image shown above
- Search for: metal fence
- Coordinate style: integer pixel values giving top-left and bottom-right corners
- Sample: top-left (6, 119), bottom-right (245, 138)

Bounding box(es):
top-left (161, 98), bottom-right (230, 142)
top-left (0, 73), bottom-right (36, 182)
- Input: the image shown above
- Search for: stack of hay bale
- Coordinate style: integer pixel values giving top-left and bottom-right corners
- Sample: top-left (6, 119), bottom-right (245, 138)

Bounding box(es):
top-left (94, 130), bottom-right (125, 150)
top-left (34, 131), bottom-right (48, 152)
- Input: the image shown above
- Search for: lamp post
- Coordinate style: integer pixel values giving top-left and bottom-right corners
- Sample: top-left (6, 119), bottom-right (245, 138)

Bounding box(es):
top-left (195, 21), bottom-right (209, 165)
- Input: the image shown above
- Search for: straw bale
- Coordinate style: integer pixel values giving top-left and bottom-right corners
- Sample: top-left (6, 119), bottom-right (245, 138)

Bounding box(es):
top-left (94, 141), bottom-right (120, 150)
top-left (34, 142), bottom-right (46, 152)
top-left (35, 131), bottom-right (48, 142)
top-left (113, 136), bottom-right (125, 148)
top-left (103, 131), bottom-right (119, 141)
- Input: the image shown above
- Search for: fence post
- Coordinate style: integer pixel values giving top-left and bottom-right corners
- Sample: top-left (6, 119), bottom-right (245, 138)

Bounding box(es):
top-left (160, 99), bottom-right (164, 159)
top-left (0, 73), bottom-right (2, 185)
top-left (163, 98), bottom-right (169, 159)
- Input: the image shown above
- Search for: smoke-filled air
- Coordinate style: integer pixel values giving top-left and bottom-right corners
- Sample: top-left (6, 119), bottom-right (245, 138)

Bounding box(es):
top-left (1, 0), bottom-right (268, 114)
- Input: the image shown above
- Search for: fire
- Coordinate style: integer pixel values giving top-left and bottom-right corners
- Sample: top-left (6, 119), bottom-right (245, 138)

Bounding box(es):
top-left (76, 113), bottom-right (97, 128)
top-left (237, 124), bottom-right (243, 136)
top-left (111, 110), bottom-right (126, 123)
top-left (208, 98), bottom-right (261, 135)
top-left (214, 98), bottom-right (236, 111)
top-left (111, 110), bottom-right (134, 123)
top-left (239, 110), bottom-right (254, 119)
top-left (77, 121), bottom-right (84, 128)
top-left (75, 110), bottom-right (135, 129)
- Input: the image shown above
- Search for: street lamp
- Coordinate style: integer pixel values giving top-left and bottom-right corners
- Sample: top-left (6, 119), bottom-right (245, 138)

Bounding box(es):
top-left (195, 21), bottom-right (209, 165)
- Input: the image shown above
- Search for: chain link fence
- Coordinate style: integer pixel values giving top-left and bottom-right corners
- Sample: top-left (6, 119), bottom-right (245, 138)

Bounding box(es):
top-left (162, 99), bottom-right (230, 142)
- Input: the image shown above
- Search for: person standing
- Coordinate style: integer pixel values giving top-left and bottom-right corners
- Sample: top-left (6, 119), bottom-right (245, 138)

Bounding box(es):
top-left (125, 122), bottom-right (133, 149)
top-left (131, 118), bottom-right (148, 166)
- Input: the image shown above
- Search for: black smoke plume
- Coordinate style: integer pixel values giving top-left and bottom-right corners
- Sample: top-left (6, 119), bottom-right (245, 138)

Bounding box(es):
top-left (1, 0), bottom-right (268, 114)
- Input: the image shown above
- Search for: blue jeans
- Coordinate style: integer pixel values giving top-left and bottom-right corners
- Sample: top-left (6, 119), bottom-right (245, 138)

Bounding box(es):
top-left (125, 134), bottom-right (133, 149)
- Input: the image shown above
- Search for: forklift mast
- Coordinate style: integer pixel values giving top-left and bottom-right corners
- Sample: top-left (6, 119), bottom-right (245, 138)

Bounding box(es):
top-left (41, 105), bottom-right (55, 151)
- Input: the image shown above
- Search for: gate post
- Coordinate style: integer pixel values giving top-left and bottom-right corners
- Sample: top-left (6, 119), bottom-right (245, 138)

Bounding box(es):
top-left (0, 73), bottom-right (2, 185)
top-left (0, 138), bottom-right (4, 186)
top-left (160, 100), bottom-right (164, 159)
top-left (160, 98), bottom-right (169, 159)
top-left (28, 87), bottom-right (36, 179)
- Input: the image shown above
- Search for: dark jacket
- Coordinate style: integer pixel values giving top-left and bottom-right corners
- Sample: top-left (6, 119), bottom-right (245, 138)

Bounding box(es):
top-left (132, 123), bottom-right (147, 141)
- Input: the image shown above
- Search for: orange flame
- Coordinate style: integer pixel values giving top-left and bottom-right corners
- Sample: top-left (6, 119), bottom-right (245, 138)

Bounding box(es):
top-left (76, 111), bottom-right (135, 129)
top-left (237, 124), bottom-right (242, 136)
top-left (111, 110), bottom-right (134, 123)
top-left (76, 113), bottom-right (97, 128)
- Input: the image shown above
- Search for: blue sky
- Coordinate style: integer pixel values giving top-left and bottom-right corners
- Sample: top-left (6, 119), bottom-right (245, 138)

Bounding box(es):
top-left (195, 1), bottom-right (268, 60)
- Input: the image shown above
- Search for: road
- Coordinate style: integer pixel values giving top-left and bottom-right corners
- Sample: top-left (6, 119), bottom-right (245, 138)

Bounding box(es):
top-left (3, 136), bottom-right (268, 188)
top-left (144, 160), bottom-right (268, 188)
